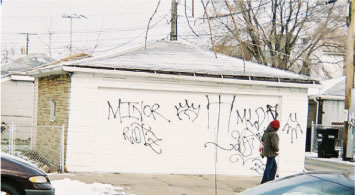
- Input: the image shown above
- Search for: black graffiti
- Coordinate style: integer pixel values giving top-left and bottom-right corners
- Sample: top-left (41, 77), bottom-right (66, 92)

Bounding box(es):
top-left (123, 122), bottom-right (162, 154)
top-left (236, 109), bottom-right (260, 132)
top-left (227, 96), bottom-right (236, 133)
top-left (206, 95), bottom-right (210, 129)
top-left (204, 95), bottom-right (280, 174)
top-left (282, 113), bottom-right (303, 143)
top-left (205, 129), bottom-right (259, 159)
top-left (175, 99), bottom-right (200, 121)
top-left (266, 104), bottom-right (278, 120)
top-left (206, 95), bottom-right (236, 131)
top-left (229, 154), bottom-right (265, 175)
top-left (205, 127), bottom-right (263, 174)
top-left (235, 104), bottom-right (279, 133)
top-left (107, 98), bottom-right (167, 154)
top-left (107, 99), bottom-right (171, 123)
top-left (250, 159), bottom-right (265, 175)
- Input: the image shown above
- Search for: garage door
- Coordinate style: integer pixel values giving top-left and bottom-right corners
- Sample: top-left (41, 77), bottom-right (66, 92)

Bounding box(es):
top-left (95, 87), bottom-right (280, 175)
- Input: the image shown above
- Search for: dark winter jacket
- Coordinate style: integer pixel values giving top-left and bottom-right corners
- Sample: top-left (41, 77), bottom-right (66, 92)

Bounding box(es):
top-left (262, 125), bottom-right (279, 157)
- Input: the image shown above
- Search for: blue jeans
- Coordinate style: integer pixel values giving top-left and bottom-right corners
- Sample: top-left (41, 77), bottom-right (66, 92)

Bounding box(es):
top-left (261, 157), bottom-right (277, 184)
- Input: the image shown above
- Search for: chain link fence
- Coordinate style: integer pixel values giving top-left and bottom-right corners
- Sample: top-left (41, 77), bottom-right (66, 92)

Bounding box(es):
top-left (1, 124), bottom-right (64, 173)
top-left (311, 123), bottom-right (344, 157)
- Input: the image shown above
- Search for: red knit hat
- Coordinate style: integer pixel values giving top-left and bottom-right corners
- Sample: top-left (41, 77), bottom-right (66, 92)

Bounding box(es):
top-left (270, 120), bottom-right (280, 130)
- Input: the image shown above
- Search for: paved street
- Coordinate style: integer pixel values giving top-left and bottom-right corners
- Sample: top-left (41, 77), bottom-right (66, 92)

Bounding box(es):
top-left (304, 157), bottom-right (355, 173)
top-left (49, 173), bottom-right (261, 195)
top-left (48, 157), bottom-right (355, 195)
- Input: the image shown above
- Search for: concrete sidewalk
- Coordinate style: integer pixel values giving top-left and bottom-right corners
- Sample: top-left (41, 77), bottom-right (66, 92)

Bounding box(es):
top-left (48, 172), bottom-right (261, 195)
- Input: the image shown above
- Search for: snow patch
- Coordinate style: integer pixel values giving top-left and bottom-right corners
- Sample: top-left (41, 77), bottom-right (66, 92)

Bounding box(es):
top-left (51, 178), bottom-right (136, 195)
top-left (305, 152), bottom-right (355, 166)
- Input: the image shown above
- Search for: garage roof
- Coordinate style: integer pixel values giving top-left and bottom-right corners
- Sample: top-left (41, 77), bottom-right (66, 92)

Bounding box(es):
top-left (30, 40), bottom-right (319, 85)
top-left (309, 76), bottom-right (345, 100)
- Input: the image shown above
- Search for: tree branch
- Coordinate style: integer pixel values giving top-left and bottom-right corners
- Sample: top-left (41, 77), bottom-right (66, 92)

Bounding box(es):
top-left (185, 0), bottom-right (199, 37)
top-left (145, 0), bottom-right (161, 49)
top-left (201, 0), bottom-right (217, 58)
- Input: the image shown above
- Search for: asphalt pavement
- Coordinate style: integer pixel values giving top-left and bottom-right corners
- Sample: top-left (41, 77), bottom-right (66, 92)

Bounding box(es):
top-left (48, 173), bottom-right (261, 195)
top-left (304, 157), bottom-right (354, 173)
top-left (48, 157), bottom-right (355, 195)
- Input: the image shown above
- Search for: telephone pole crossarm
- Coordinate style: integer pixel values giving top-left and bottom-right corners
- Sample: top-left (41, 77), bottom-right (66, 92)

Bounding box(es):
top-left (62, 14), bottom-right (88, 55)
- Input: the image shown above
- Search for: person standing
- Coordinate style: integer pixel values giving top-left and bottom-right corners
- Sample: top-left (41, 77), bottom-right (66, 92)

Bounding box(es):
top-left (261, 120), bottom-right (280, 184)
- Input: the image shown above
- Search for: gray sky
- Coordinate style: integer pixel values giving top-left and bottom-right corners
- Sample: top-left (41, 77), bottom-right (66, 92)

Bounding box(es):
top-left (1, 0), bottom-right (186, 59)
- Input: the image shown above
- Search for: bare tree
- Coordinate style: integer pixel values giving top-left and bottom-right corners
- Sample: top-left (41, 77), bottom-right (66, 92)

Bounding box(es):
top-left (202, 0), bottom-right (347, 77)
top-left (201, 0), bottom-right (217, 58)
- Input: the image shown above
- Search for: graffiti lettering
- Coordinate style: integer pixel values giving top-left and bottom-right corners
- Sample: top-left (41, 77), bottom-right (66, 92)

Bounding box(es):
top-left (105, 94), bottom-right (302, 175)
top-left (266, 104), bottom-right (278, 120)
top-left (206, 95), bottom-right (236, 131)
top-left (205, 129), bottom-right (259, 162)
top-left (107, 99), bottom-right (170, 123)
top-left (204, 95), bottom-right (281, 174)
top-left (206, 95), bottom-right (223, 162)
top-left (227, 96), bottom-right (236, 133)
top-left (123, 122), bottom-right (162, 154)
top-left (250, 159), bottom-right (265, 175)
top-left (282, 113), bottom-right (303, 143)
top-left (107, 98), bottom-right (168, 154)
top-left (175, 99), bottom-right (200, 121)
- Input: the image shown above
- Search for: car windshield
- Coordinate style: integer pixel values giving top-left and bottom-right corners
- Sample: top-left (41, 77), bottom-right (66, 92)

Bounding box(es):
top-left (240, 174), bottom-right (354, 195)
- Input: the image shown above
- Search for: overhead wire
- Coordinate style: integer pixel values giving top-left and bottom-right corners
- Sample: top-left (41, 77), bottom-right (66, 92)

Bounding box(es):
top-left (2, 0), bottom-right (345, 78)
top-left (93, 13), bottom-right (170, 53)
top-left (1, 11), bottom-right (170, 55)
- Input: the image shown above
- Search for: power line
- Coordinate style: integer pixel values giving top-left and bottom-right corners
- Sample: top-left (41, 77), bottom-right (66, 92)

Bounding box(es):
top-left (94, 13), bottom-right (169, 53)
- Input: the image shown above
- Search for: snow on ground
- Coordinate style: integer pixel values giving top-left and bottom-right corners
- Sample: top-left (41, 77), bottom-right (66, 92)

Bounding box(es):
top-left (305, 152), bottom-right (355, 166)
top-left (51, 178), bottom-right (136, 195)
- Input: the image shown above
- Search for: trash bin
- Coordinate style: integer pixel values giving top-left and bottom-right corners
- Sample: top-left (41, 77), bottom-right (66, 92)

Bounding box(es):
top-left (317, 128), bottom-right (339, 158)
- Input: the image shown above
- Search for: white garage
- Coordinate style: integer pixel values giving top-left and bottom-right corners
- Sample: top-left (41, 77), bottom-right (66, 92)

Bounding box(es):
top-left (30, 40), bottom-right (318, 176)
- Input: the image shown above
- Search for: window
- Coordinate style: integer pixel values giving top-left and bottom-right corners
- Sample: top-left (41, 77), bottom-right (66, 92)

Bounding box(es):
top-left (50, 100), bottom-right (56, 122)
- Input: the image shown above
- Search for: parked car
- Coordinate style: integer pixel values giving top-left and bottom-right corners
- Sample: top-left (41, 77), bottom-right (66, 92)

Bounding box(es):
top-left (1, 152), bottom-right (55, 195)
top-left (238, 171), bottom-right (354, 195)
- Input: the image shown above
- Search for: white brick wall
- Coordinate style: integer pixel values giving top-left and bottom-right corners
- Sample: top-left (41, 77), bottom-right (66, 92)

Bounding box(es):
top-left (66, 72), bottom-right (308, 176)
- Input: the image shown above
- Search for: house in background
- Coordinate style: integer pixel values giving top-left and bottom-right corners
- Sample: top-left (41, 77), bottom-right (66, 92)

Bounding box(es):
top-left (1, 74), bottom-right (35, 140)
top-left (1, 54), bottom-right (52, 140)
top-left (308, 76), bottom-right (346, 125)
top-left (306, 76), bottom-right (346, 155)
top-left (28, 40), bottom-right (319, 177)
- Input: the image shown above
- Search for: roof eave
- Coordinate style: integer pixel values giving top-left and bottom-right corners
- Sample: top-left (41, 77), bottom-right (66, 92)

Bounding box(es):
top-left (309, 95), bottom-right (345, 100)
top-left (63, 65), bottom-right (320, 89)
top-left (26, 66), bottom-right (65, 78)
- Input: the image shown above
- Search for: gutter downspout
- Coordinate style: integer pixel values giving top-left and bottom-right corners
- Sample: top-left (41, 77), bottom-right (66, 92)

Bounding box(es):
top-left (313, 97), bottom-right (320, 125)
top-left (312, 97), bottom-right (323, 124)
top-left (312, 97), bottom-right (320, 152)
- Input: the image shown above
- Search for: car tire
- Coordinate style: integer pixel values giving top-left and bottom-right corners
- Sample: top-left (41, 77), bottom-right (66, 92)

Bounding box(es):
top-left (1, 181), bottom-right (24, 195)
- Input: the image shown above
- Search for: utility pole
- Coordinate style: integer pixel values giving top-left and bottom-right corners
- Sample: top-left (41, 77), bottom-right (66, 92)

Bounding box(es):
top-left (19, 33), bottom-right (37, 55)
top-left (343, 0), bottom-right (355, 161)
top-left (62, 14), bottom-right (87, 55)
top-left (170, 0), bottom-right (178, 41)
top-left (192, 0), bottom-right (195, 17)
